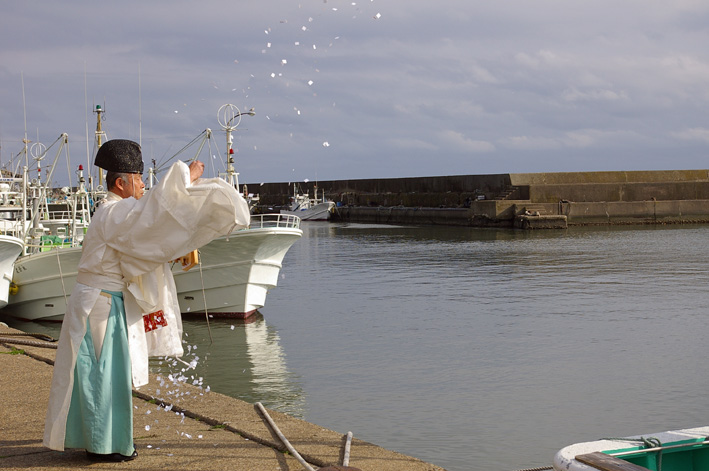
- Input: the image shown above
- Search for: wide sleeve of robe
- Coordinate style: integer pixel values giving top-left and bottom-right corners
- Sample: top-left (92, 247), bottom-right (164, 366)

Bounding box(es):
top-left (97, 161), bottom-right (250, 279)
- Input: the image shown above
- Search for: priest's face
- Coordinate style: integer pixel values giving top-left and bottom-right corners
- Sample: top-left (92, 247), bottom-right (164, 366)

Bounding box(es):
top-left (121, 173), bottom-right (145, 200)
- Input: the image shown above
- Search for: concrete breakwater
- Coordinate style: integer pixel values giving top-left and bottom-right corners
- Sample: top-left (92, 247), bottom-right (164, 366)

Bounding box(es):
top-left (246, 169), bottom-right (709, 228)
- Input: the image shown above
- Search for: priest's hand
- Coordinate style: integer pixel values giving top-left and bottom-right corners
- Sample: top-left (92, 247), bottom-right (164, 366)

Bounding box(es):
top-left (189, 160), bottom-right (205, 183)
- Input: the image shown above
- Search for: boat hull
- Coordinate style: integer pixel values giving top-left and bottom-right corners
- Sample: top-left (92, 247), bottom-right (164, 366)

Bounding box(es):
top-left (3, 224), bottom-right (301, 321)
top-left (553, 426), bottom-right (709, 471)
top-left (4, 247), bottom-right (81, 321)
top-left (174, 227), bottom-right (302, 317)
top-left (0, 235), bottom-right (25, 309)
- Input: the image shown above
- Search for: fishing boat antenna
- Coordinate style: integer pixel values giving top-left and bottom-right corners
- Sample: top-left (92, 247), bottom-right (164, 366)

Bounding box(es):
top-left (21, 72), bottom-right (30, 171)
top-left (217, 104), bottom-right (255, 189)
top-left (84, 64), bottom-right (92, 191)
top-left (138, 63), bottom-right (142, 147)
top-left (94, 102), bottom-right (106, 187)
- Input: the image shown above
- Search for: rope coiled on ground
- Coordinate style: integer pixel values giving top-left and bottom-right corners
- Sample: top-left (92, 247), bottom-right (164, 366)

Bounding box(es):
top-left (0, 332), bottom-right (58, 349)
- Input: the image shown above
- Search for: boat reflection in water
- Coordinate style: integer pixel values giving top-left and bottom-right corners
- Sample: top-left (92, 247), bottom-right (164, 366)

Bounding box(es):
top-left (150, 313), bottom-right (305, 417)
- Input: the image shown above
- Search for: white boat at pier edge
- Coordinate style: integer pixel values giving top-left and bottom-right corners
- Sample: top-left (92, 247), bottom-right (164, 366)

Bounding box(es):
top-left (0, 104), bottom-right (303, 322)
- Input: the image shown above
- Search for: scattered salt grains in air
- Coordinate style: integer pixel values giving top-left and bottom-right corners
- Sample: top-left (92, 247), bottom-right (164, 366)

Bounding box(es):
top-left (323, 141), bottom-right (330, 147)
top-left (308, 80), bottom-right (314, 86)
top-left (374, 12), bottom-right (381, 19)
top-left (231, 325), bottom-right (235, 330)
top-left (282, 59), bottom-right (287, 65)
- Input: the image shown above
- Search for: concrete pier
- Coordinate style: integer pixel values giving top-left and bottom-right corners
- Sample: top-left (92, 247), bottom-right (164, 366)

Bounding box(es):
top-left (247, 169), bottom-right (709, 228)
top-left (0, 326), bottom-right (446, 471)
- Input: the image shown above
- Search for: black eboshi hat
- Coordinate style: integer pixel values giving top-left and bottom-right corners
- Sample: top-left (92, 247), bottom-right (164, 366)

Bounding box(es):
top-left (94, 139), bottom-right (144, 173)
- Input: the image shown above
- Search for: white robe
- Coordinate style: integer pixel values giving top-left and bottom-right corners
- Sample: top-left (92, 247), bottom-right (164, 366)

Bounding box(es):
top-left (43, 161), bottom-right (250, 451)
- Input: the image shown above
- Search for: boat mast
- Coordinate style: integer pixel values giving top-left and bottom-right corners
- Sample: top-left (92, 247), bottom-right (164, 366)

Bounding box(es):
top-left (217, 104), bottom-right (254, 189)
top-left (94, 104), bottom-right (106, 187)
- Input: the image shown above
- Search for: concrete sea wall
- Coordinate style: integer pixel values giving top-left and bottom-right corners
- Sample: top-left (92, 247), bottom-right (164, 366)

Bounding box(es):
top-left (246, 169), bottom-right (709, 228)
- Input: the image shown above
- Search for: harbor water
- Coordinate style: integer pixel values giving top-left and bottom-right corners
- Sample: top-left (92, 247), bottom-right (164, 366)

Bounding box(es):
top-left (6, 222), bottom-right (709, 471)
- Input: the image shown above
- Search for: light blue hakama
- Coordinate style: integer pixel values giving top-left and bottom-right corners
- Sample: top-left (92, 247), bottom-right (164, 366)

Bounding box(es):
top-left (64, 290), bottom-right (134, 456)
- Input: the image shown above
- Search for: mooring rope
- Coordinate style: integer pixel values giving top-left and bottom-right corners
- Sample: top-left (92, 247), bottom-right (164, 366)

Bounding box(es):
top-left (0, 332), bottom-right (56, 342)
top-left (0, 337), bottom-right (58, 349)
top-left (56, 248), bottom-right (69, 307)
top-left (196, 249), bottom-right (213, 344)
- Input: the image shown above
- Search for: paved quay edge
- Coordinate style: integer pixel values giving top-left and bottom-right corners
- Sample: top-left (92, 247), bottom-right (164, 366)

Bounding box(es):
top-left (0, 326), bottom-right (447, 471)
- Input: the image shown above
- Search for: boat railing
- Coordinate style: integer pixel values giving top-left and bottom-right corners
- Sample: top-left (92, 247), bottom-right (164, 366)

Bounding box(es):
top-left (248, 213), bottom-right (301, 230)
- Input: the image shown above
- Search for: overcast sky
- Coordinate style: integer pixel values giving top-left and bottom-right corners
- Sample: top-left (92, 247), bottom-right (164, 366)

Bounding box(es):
top-left (2, 1), bottom-right (709, 187)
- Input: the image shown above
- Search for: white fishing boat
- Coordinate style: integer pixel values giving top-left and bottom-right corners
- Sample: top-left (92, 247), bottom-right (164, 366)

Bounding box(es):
top-left (553, 425), bottom-right (709, 471)
top-left (2, 138), bottom-right (93, 320)
top-left (280, 184), bottom-right (335, 221)
top-left (1, 104), bottom-right (302, 321)
top-left (174, 214), bottom-right (301, 318)
top-left (5, 214), bottom-right (301, 321)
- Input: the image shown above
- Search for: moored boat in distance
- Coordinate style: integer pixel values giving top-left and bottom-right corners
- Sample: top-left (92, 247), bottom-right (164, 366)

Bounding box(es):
top-left (553, 425), bottom-right (709, 471)
top-left (280, 184), bottom-right (335, 221)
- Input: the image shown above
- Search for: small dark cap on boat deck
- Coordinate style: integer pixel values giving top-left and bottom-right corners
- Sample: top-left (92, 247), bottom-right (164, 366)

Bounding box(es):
top-left (94, 139), bottom-right (144, 174)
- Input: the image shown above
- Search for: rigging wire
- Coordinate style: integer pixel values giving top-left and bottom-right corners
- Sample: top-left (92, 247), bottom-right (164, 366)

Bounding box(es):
top-left (152, 129), bottom-right (210, 175)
